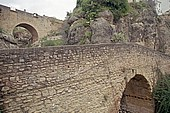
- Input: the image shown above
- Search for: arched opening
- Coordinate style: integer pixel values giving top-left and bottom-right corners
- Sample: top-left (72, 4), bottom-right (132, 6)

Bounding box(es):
top-left (13, 23), bottom-right (38, 47)
top-left (119, 74), bottom-right (154, 113)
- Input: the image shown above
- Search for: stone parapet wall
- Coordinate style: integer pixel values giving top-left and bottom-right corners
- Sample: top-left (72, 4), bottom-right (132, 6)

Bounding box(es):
top-left (1, 43), bottom-right (170, 113)
top-left (0, 4), bottom-right (63, 41)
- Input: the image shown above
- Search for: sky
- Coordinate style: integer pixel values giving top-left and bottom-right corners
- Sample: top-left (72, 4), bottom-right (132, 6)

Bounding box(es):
top-left (0, 0), bottom-right (170, 19)
top-left (0, 0), bottom-right (77, 20)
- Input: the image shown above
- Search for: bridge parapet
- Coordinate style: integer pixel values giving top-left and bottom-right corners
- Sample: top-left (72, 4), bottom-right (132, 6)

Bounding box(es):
top-left (0, 43), bottom-right (170, 112)
top-left (0, 4), bottom-right (63, 42)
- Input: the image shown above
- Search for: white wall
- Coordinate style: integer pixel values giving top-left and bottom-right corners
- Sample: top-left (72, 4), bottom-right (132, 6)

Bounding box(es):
top-left (155, 0), bottom-right (170, 15)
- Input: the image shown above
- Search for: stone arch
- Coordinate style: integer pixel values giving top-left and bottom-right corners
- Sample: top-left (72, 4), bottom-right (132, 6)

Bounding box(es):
top-left (13, 23), bottom-right (38, 42)
top-left (119, 74), bottom-right (154, 113)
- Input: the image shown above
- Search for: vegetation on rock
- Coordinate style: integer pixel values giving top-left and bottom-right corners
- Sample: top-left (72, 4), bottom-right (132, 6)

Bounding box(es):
top-left (40, 36), bottom-right (64, 47)
top-left (111, 32), bottom-right (127, 43)
top-left (0, 28), bottom-right (8, 34)
top-left (153, 73), bottom-right (170, 113)
top-left (0, 28), bottom-right (3, 33)
top-left (64, 0), bottom-right (151, 45)
top-left (75, 0), bottom-right (129, 21)
top-left (0, 28), bottom-right (19, 49)
top-left (13, 27), bottom-right (32, 48)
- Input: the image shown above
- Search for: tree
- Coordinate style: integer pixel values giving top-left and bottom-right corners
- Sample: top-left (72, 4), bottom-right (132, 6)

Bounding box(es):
top-left (75, 0), bottom-right (129, 21)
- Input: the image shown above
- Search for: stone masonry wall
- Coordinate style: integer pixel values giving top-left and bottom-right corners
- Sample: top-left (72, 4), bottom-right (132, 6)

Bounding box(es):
top-left (1, 43), bottom-right (170, 113)
top-left (0, 4), bottom-right (63, 41)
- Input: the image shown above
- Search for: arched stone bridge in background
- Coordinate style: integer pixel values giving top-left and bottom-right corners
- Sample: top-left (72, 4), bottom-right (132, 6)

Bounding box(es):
top-left (1, 43), bottom-right (170, 113)
top-left (0, 4), bottom-right (63, 42)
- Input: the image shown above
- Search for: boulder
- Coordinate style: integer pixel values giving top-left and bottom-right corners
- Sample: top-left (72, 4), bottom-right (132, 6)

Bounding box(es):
top-left (90, 18), bottom-right (113, 44)
top-left (130, 22), bottom-right (144, 42)
top-left (0, 33), bottom-right (18, 49)
top-left (98, 10), bottom-right (114, 24)
top-left (0, 33), bottom-right (17, 44)
top-left (67, 19), bottom-right (91, 45)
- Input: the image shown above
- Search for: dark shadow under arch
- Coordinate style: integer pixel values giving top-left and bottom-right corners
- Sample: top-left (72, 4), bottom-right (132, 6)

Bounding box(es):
top-left (13, 23), bottom-right (38, 42)
top-left (119, 74), bottom-right (154, 113)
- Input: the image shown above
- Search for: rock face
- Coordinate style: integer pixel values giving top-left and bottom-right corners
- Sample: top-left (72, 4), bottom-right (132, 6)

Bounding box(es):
top-left (156, 15), bottom-right (170, 54)
top-left (0, 33), bottom-right (18, 49)
top-left (98, 10), bottom-right (114, 24)
top-left (0, 31), bottom-right (33, 49)
top-left (67, 19), bottom-right (91, 45)
top-left (13, 29), bottom-right (32, 48)
top-left (62, 2), bottom-right (158, 46)
top-left (63, 10), bottom-right (115, 44)
top-left (115, 4), bottom-right (170, 55)
top-left (90, 18), bottom-right (113, 44)
top-left (0, 27), bottom-right (34, 49)
top-left (61, 2), bottom-right (170, 55)
top-left (116, 5), bottom-right (158, 50)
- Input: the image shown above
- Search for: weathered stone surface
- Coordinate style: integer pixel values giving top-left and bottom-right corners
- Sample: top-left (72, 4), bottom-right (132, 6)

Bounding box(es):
top-left (0, 33), bottom-right (17, 44)
top-left (0, 33), bottom-right (18, 49)
top-left (67, 15), bottom-right (79, 25)
top-left (0, 4), bottom-right (63, 43)
top-left (156, 15), bottom-right (170, 54)
top-left (90, 18), bottom-right (113, 44)
top-left (61, 2), bottom-right (170, 57)
top-left (115, 5), bottom-right (158, 50)
top-left (1, 43), bottom-right (170, 113)
top-left (98, 10), bottom-right (114, 24)
top-left (67, 19), bottom-right (91, 45)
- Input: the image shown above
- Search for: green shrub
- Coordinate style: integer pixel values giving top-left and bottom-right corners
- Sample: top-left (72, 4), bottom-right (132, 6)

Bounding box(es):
top-left (47, 30), bottom-right (60, 37)
top-left (128, 1), bottom-right (149, 22)
top-left (111, 33), bottom-right (127, 43)
top-left (72, 7), bottom-right (85, 17)
top-left (41, 39), bottom-right (64, 47)
top-left (153, 74), bottom-right (170, 113)
top-left (41, 36), bottom-right (47, 42)
top-left (75, 0), bottom-right (129, 21)
top-left (40, 36), bottom-right (64, 47)
top-left (131, 1), bottom-right (148, 10)
top-left (66, 11), bottom-right (72, 17)
top-left (85, 31), bottom-right (92, 39)
top-left (0, 28), bottom-right (6, 34)
top-left (79, 37), bottom-right (87, 45)
top-left (79, 31), bottom-right (92, 45)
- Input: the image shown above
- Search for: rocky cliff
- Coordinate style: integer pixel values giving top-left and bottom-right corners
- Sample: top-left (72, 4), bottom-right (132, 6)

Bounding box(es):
top-left (0, 32), bottom-right (18, 49)
top-left (62, 1), bottom-right (170, 55)
top-left (1, 1), bottom-right (170, 55)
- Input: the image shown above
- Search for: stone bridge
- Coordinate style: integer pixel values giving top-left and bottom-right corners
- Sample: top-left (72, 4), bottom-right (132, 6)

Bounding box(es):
top-left (0, 4), bottom-right (63, 42)
top-left (1, 43), bottom-right (170, 113)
